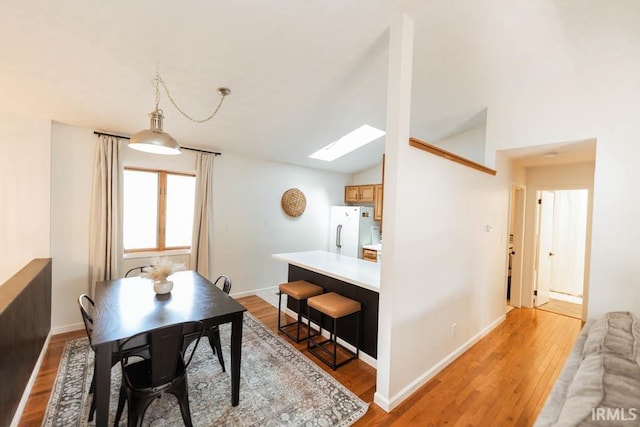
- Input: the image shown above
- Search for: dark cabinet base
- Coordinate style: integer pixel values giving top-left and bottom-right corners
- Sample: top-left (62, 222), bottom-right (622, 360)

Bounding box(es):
top-left (285, 265), bottom-right (379, 358)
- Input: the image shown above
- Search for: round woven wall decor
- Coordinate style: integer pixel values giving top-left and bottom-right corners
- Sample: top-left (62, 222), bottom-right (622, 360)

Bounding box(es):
top-left (281, 188), bottom-right (306, 217)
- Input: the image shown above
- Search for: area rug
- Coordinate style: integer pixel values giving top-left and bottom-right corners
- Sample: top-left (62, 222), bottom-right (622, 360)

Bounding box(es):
top-left (43, 313), bottom-right (368, 426)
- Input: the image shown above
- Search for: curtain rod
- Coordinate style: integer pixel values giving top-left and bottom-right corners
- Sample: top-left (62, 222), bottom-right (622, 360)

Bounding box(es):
top-left (93, 131), bottom-right (222, 156)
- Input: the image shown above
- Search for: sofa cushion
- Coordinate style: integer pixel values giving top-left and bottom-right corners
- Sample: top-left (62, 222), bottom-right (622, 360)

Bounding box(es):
top-left (536, 312), bottom-right (640, 426)
top-left (556, 352), bottom-right (640, 425)
top-left (582, 311), bottom-right (638, 358)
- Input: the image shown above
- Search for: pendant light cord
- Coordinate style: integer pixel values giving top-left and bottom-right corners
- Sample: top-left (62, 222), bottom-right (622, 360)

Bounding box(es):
top-left (153, 71), bottom-right (230, 124)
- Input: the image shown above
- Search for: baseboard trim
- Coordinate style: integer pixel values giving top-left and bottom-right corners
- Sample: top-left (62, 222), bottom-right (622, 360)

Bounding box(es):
top-left (231, 285), bottom-right (278, 299)
top-left (373, 391), bottom-right (391, 412)
top-left (51, 322), bottom-right (85, 335)
top-left (376, 314), bottom-right (506, 413)
top-left (10, 331), bottom-right (52, 427)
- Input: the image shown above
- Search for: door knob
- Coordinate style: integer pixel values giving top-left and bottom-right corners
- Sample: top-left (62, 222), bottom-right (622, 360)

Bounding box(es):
top-left (549, 252), bottom-right (555, 256)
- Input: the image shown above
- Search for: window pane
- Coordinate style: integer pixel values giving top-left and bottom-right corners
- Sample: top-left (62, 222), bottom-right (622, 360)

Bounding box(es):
top-left (123, 170), bottom-right (158, 250)
top-left (165, 174), bottom-right (196, 247)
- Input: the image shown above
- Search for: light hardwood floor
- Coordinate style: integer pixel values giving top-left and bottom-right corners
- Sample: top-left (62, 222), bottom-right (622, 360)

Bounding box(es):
top-left (19, 296), bottom-right (582, 426)
top-left (537, 298), bottom-right (583, 319)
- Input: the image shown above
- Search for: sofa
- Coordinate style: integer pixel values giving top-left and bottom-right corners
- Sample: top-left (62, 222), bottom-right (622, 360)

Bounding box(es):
top-left (535, 311), bottom-right (640, 426)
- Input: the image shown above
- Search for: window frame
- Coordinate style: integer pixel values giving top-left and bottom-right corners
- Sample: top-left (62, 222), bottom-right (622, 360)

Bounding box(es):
top-left (123, 167), bottom-right (196, 254)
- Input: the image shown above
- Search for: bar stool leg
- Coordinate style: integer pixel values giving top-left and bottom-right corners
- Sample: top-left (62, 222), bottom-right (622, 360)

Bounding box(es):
top-left (306, 305), bottom-right (313, 351)
top-left (295, 298), bottom-right (302, 342)
top-left (277, 290), bottom-right (283, 330)
top-left (355, 311), bottom-right (360, 359)
top-left (333, 317), bottom-right (338, 368)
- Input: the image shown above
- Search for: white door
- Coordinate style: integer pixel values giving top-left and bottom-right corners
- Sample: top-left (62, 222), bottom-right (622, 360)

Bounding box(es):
top-left (535, 191), bottom-right (555, 306)
top-left (549, 190), bottom-right (589, 297)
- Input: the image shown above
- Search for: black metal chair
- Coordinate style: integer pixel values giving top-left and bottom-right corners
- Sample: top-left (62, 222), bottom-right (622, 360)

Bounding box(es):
top-left (114, 321), bottom-right (205, 427)
top-left (207, 275), bottom-right (232, 372)
top-left (77, 294), bottom-right (149, 422)
top-left (181, 275), bottom-right (232, 372)
top-left (124, 266), bottom-right (153, 278)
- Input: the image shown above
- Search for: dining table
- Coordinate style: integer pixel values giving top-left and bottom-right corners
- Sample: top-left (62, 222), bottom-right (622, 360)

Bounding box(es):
top-left (91, 270), bottom-right (247, 427)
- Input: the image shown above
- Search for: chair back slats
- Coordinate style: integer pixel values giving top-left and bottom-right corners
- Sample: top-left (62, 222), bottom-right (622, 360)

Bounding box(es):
top-left (119, 321), bottom-right (204, 389)
top-left (115, 321), bottom-right (204, 426)
top-left (150, 324), bottom-right (184, 386)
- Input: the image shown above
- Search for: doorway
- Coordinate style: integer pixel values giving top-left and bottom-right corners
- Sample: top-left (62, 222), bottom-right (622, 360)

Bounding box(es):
top-left (507, 184), bottom-right (525, 312)
top-left (534, 189), bottom-right (588, 319)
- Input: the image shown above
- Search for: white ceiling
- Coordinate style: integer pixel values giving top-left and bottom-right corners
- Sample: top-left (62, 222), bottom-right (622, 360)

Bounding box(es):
top-left (502, 139), bottom-right (597, 168)
top-left (1, 1), bottom-right (638, 174)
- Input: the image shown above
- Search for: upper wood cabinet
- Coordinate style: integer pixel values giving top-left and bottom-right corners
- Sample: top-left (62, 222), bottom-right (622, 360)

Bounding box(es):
top-left (374, 184), bottom-right (383, 221)
top-left (344, 184), bottom-right (375, 203)
top-left (344, 186), bottom-right (359, 203)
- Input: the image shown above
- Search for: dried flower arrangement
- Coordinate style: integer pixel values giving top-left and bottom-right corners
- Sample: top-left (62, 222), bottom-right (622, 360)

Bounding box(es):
top-left (142, 257), bottom-right (185, 282)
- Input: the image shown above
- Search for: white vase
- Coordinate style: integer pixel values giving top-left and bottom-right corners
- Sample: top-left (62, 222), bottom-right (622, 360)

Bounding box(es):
top-left (153, 279), bottom-right (173, 294)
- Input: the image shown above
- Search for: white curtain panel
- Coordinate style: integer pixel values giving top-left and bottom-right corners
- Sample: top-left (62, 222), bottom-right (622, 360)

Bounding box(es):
top-left (550, 189), bottom-right (589, 297)
top-left (88, 135), bottom-right (122, 296)
top-left (190, 152), bottom-right (215, 279)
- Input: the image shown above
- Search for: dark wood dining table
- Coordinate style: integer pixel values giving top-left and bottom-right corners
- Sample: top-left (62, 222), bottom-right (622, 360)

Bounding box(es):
top-left (91, 270), bottom-right (247, 427)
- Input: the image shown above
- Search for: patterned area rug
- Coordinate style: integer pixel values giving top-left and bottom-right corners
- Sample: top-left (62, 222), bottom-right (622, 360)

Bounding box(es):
top-left (43, 313), bottom-right (368, 426)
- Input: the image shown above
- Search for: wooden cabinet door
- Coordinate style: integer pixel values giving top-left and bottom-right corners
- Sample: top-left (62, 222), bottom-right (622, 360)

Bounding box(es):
top-left (359, 185), bottom-right (375, 202)
top-left (374, 184), bottom-right (383, 221)
top-left (345, 186), bottom-right (360, 203)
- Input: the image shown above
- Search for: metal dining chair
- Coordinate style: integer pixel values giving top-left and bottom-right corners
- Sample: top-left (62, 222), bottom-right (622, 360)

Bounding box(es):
top-left (77, 294), bottom-right (149, 422)
top-left (181, 275), bottom-right (232, 372)
top-left (114, 321), bottom-right (205, 427)
top-left (207, 275), bottom-right (232, 371)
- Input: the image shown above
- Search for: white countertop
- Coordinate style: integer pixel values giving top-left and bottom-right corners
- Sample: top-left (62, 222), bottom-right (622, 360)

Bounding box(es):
top-left (272, 250), bottom-right (380, 292)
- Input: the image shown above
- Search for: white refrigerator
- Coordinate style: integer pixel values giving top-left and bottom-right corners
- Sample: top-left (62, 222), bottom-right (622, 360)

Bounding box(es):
top-left (329, 206), bottom-right (376, 258)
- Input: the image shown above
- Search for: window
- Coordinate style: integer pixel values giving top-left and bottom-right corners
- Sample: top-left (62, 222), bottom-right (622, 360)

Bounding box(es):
top-left (123, 168), bottom-right (196, 252)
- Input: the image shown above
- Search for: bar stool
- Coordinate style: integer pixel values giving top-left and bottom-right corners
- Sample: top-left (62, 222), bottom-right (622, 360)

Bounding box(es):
top-left (278, 280), bottom-right (324, 342)
top-left (306, 292), bottom-right (361, 370)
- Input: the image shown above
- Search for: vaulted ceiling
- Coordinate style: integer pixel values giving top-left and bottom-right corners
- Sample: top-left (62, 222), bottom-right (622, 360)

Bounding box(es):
top-left (1, 1), bottom-right (637, 173)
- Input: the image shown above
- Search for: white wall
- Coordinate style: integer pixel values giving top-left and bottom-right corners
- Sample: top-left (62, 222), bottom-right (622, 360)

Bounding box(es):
top-left (212, 152), bottom-right (350, 295)
top-left (351, 163), bottom-right (382, 185)
top-left (50, 124), bottom-right (94, 329)
top-left (519, 162), bottom-right (595, 311)
top-left (375, 14), bottom-right (513, 410)
top-left (433, 124), bottom-right (487, 165)
top-left (380, 147), bottom-right (511, 406)
top-left (486, 59), bottom-right (640, 318)
top-left (48, 123), bottom-right (350, 330)
top-left (0, 111), bottom-right (51, 285)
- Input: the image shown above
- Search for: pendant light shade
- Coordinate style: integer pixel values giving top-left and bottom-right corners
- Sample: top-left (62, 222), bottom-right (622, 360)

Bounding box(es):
top-left (129, 109), bottom-right (181, 155)
top-left (129, 71), bottom-right (230, 155)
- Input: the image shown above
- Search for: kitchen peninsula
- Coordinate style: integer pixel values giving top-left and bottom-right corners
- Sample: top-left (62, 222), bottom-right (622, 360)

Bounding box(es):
top-left (272, 250), bottom-right (380, 360)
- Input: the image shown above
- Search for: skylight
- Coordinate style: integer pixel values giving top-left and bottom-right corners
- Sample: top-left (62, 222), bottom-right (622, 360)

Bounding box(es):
top-left (309, 125), bottom-right (386, 161)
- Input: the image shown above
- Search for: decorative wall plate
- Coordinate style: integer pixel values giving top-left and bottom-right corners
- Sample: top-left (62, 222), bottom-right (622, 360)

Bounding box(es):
top-left (281, 188), bottom-right (306, 217)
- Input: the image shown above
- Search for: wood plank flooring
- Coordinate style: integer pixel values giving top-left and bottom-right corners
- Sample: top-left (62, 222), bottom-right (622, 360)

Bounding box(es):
top-left (537, 298), bottom-right (583, 319)
top-left (18, 296), bottom-right (582, 426)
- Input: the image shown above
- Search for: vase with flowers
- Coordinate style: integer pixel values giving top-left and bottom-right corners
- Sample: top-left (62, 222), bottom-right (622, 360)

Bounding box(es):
top-left (142, 257), bottom-right (185, 294)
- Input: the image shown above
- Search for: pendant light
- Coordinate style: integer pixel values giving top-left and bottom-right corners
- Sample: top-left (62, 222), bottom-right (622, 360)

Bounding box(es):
top-left (129, 71), bottom-right (231, 155)
top-left (129, 109), bottom-right (180, 155)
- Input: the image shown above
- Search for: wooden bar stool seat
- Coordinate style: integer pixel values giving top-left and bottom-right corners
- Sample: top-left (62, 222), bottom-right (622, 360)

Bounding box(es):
top-left (307, 292), bottom-right (361, 370)
top-left (278, 280), bottom-right (324, 342)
